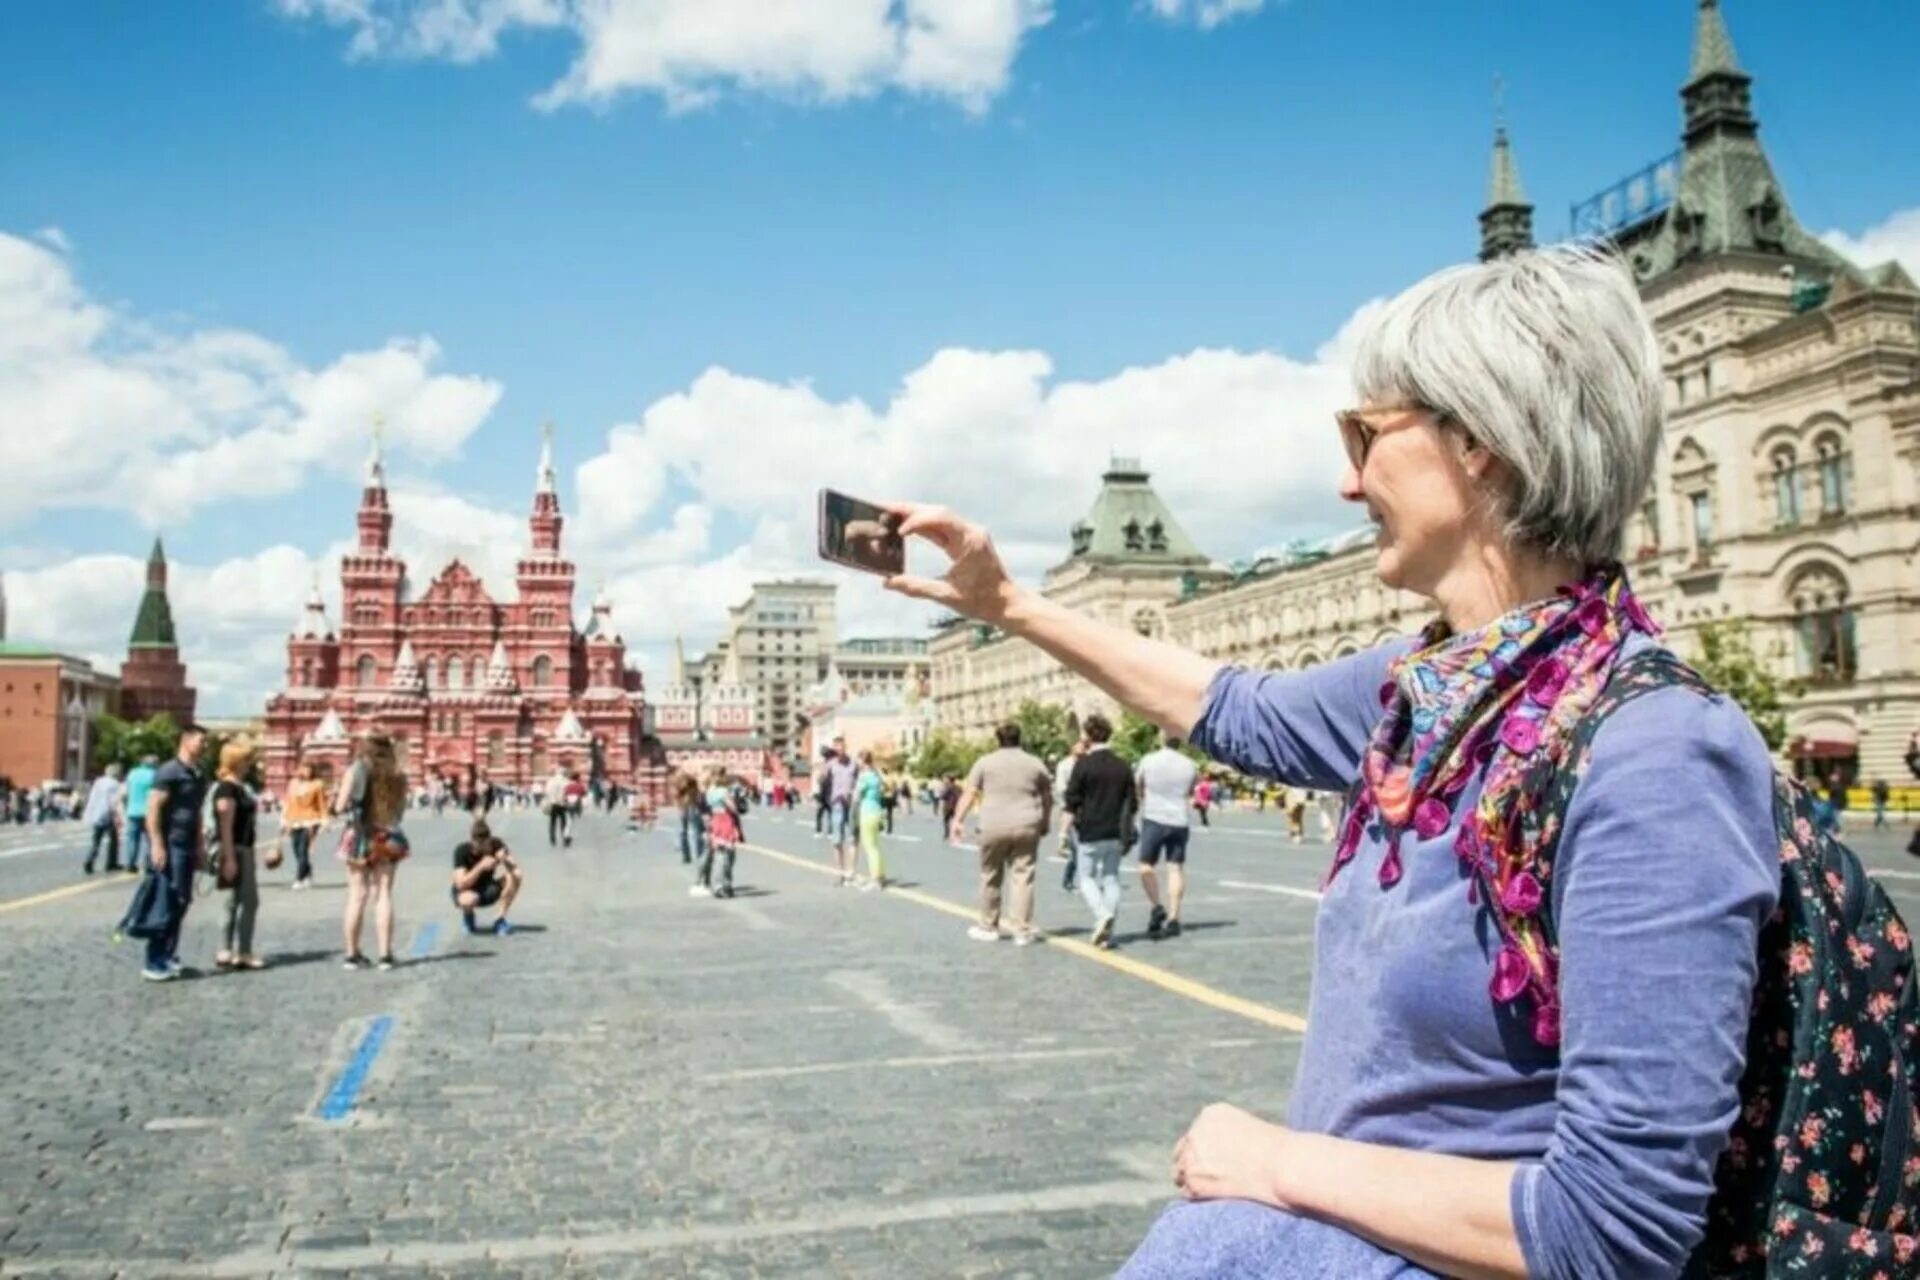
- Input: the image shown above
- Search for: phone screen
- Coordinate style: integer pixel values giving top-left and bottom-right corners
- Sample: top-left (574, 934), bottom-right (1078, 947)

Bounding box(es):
top-left (818, 490), bottom-right (905, 576)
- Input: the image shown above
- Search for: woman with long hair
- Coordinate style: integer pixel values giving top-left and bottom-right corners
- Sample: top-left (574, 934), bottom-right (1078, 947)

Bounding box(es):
top-left (333, 731), bottom-right (410, 971)
top-left (671, 769), bottom-right (705, 868)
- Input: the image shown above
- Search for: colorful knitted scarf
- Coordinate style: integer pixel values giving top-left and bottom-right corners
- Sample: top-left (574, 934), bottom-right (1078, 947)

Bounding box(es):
top-left (1329, 562), bottom-right (1659, 1048)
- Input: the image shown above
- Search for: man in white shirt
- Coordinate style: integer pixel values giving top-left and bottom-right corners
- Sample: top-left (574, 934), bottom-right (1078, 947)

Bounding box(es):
top-left (542, 767), bottom-right (571, 847)
top-left (1134, 735), bottom-right (1198, 939)
top-left (81, 763), bottom-right (125, 874)
top-left (1053, 737), bottom-right (1086, 891)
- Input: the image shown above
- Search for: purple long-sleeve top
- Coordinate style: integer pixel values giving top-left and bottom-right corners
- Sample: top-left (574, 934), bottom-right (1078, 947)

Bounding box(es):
top-left (1122, 635), bottom-right (1779, 1280)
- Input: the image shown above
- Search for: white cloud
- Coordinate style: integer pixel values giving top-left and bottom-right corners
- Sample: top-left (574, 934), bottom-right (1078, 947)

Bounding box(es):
top-left (1821, 206), bottom-right (1920, 281)
top-left (3, 223), bottom-right (1375, 711)
top-left (275, 0), bottom-right (1053, 113)
top-left (1144, 0), bottom-right (1268, 30)
top-left (573, 331), bottom-right (1362, 568)
top-left (0, 231), bottom-right (502, 530)
top-left (5, 545), bottom-right (319, 714)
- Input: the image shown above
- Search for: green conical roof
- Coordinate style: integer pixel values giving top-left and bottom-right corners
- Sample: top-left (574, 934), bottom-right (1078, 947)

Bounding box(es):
top-left (1688, 0), bottom-right (1742, 82)
top-left (1613, 0), bottom-right (1850, 283)
top-left (1064, 459), bottom-right (1209, 567)
top-left (129, 539), bottom-right (178, 649)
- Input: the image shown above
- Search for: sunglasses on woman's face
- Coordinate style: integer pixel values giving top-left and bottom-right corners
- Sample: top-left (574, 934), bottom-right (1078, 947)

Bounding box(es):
top-left (1334, 404), bottom-right (1442, 469)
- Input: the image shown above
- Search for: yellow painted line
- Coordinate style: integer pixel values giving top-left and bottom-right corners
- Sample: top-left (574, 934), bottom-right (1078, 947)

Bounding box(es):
top-left (738, 841), bottom-right (1309, 1035)
top-left (0, 876), bottom-right (123, 915)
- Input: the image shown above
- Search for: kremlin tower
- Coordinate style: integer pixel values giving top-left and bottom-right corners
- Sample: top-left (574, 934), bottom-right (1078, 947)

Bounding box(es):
top-left (119, 538), bottom-right (198, 726)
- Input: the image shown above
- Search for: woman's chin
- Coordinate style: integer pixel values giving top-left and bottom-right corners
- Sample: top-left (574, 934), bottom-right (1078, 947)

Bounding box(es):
top-left (1373, 541), bottom-right (1405, 590)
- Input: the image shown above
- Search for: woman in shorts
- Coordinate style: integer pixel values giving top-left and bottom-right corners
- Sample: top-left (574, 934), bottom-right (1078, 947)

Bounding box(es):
top-left (333, 731), bottom-right (410, 970)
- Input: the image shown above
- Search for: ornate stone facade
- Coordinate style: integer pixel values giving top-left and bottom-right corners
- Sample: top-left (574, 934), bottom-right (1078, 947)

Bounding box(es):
top-left (261, 431), bottom-right (652, 796)
top-left (929, 2), bottom-right (1920, 788)
top-left (650, 637), bottom-right (775, 784)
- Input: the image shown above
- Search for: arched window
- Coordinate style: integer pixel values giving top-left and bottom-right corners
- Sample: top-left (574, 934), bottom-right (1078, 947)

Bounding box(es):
top-left (1815, 435), bottom-right (1848, 517)
top-left (532, 655), bottom-right (553, 688)
top-left (487, 732), bottom-right (504, 768)
top-left (446, 656), bottom-right (465, 690)
top-left (298, 659), bottom-right (313, 687)
top-left (423, 657), bottom-right (438, 690)
top-left (1770, 448), bottom-right (1799, 527)
top-left (355, 654), bottom-right (376, 688)
top-left (1788, 565), bottom-right (1856, 686)
top-left (1689, 491), bottom-right (1714, 553)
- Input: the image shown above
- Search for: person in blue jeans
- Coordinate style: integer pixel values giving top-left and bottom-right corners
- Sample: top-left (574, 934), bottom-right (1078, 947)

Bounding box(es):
top-left (140, 725), bottom-right (208, 982)
top-left (122, 754), bottom-right (158, 875)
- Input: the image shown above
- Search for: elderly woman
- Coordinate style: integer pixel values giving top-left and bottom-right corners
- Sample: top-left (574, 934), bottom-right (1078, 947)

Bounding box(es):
top-left (884, 246), bottom-right (1778, 1278)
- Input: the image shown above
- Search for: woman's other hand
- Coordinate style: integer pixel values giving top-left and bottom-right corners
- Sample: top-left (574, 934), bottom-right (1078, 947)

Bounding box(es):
top-left (1173, 1103), bottom-right (1292, 1208)
top-left (881, 503), bottom-right (1023, 624)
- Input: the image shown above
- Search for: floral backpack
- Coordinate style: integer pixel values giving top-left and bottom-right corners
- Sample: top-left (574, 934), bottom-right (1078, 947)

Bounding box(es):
top-left (1518, 651), bottom-right (1919, 1276)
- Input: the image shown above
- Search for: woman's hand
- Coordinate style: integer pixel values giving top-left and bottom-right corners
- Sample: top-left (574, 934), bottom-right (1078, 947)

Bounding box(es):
top-left (1172, 1103), bottom-right (1294, 1209)
top-left (881, 503), bottom-right (1024, 624)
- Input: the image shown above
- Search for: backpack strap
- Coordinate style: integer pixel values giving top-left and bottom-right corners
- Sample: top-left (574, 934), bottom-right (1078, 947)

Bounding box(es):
top-left (1522, 647), bottom-right (1718, 955)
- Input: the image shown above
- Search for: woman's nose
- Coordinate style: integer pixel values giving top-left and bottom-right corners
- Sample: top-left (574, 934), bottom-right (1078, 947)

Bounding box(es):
top-left (1337, 462), bottom-right (1365, 502)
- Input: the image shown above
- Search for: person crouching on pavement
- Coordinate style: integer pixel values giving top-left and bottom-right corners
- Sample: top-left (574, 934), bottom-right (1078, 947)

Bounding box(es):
top-left (452, 819), bottom-right (521, 936)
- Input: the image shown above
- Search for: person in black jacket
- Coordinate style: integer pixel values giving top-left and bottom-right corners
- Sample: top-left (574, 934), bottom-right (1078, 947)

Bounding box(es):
top-left (1065, 713), bottom-right (1135, 949)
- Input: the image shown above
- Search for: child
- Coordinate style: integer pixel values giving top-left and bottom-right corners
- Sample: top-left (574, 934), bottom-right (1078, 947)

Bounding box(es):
top-left (694, 771), bottom-right (739, 899)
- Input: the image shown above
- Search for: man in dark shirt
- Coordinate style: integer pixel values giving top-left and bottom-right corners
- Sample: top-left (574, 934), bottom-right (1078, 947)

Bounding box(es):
top-left (140, 724), bottom-right (208, 981)
top-left (452, 819), bottom-right (522, 936)
top-left (1064, 713), bottom-right (1136, 950)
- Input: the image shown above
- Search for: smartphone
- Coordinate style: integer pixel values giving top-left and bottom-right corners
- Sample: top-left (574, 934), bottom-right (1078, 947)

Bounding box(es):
top-left (817, 489), bottom-right (905, 576)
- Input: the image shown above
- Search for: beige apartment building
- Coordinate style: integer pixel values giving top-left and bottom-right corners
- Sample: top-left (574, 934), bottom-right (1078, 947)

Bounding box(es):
top-left (929, 2), bottom-right (1920, 789)
top-left (694, 581), bottom-right (838, 763)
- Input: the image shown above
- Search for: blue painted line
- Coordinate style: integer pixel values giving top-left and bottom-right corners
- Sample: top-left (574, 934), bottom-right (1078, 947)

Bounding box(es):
top-left (409, 921), bottom-right (441, 959)
top-left (316, 1015), bottom-right (395, 1123)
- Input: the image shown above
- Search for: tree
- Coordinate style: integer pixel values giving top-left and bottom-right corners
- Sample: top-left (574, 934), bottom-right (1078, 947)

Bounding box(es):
top-left (909, 728), bottom-right (989, 782)
top-left (90, 713), bottom-right (181, 773)
top-left (1010, 700), bottom-right (1078, 768)
top-left (1690, 621), bottom-right (1788, 751)
top-left (1111, 709), bottom-right (1163, 766)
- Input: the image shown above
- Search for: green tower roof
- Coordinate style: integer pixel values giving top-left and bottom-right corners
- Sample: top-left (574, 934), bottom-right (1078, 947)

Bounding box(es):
top-left (129, 537), bottom-right (179, 649)
top-left (1615, 0), bottom-right (1850, 284)
top-left (1062, 459), bottom-right (1209, 568)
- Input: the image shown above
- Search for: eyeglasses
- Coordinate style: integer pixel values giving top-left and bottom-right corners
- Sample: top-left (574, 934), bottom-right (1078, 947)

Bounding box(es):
top-left (1334, 404), bottom-right (1447, 470)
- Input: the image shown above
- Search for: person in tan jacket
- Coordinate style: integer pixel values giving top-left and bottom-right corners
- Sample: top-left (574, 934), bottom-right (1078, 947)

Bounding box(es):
top-left (949, 723), bottom-right (1052, 946)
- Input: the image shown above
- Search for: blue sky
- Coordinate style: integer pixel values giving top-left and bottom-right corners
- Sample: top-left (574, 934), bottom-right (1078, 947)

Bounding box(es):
top-left (2, 1), bottom-right (1916, 710)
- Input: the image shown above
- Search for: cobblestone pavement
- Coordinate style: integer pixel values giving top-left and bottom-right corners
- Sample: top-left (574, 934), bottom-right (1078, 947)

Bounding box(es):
top-left (1, 804), bottom-right (1917, 1278)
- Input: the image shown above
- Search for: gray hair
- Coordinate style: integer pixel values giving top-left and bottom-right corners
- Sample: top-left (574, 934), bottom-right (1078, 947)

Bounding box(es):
top-left (1351, 243), bottom-right (1662, 566)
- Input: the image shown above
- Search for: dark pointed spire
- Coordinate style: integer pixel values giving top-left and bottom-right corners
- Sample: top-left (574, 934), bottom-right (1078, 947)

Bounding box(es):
top-left (1477, 96), bottom-right (1534, 262)
top-left (129, 538), bottom-right (179, 648)
top-left (1681, 0), bottom-right (1755, 145)
top-left (1689, 0), bottom-right (1742, 81)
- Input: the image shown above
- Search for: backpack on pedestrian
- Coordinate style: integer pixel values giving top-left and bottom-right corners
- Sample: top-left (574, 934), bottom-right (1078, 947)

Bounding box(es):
top-left (1518, 652), bottom-right (1919, 1273)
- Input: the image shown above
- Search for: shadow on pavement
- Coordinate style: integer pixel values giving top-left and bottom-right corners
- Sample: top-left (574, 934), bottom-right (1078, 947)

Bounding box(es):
top-left (405, 951), bottom-right (496, 966)
top-left (263, 948), bottom-right (340, 969)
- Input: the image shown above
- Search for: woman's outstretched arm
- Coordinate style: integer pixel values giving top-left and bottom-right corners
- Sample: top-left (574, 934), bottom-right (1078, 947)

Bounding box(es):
top-left (883, 502), bottom-right (1220, 733)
